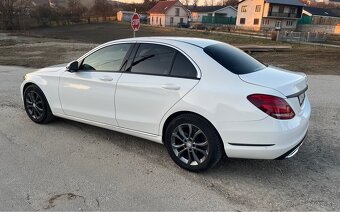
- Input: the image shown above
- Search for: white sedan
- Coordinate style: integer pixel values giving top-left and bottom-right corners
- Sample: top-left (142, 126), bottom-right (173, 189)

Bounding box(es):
top-left (21, 37), bottom-right (311, 171)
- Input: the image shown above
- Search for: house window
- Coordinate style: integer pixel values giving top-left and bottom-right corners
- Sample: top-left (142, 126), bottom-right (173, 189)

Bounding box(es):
top-left (152, 17), bottom-right (153, 24)
top-left (240, 18), bottom-right (246, 24)
top-left (279, 6), bottom-right (284, 13)
top-left (290, 7), bottom-right (296, 14)
top-left (254, 18), bottom-right (259, 25)
top-left (275, 20), bottom-right (281, 28)
top-left (170, 17), bottom-right (174, 25)
top-left (175, 8), bottom-right (180, 16)
top-left (286, 20), bottom-right (293, 26)
top-left (241, 6), bottom-right (247, 12)
top-left (156, 17), bottom-right (158, 24)
top-left (262, 19), bottom-right (270, 25)
top-left (255, 5), bottom-right (261, 12)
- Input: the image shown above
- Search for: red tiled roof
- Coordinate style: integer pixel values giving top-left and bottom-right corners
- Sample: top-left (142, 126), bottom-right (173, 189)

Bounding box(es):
top-left (148, 1), bottom-right (178, 14)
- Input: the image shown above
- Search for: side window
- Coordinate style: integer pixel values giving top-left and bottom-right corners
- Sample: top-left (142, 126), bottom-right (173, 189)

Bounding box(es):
top-left (130, 44), bottom-right (175, 76)
top-left (80, 44), bottom-right (132, 72)
top-left (170, 52), bottom-right (197, 79)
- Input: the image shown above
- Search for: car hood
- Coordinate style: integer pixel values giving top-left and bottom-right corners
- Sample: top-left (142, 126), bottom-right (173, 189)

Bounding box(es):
top-left (239, 66), bottom-right (307, 97)
top-left (35, 63), bottom-right (67, 73)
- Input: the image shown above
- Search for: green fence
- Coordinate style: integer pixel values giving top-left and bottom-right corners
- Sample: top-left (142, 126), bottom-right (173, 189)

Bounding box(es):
top-left (298, 15), bottom-right (312, 25)
top-left (202, 16), bottom-right (236, 25)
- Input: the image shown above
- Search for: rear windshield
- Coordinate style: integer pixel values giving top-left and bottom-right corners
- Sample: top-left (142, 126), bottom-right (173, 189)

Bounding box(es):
top-left (203, 43), bottom-right (266, 75)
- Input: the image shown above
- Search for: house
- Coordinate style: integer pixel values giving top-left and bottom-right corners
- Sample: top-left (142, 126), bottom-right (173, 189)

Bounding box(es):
top-left (148, 0), bottom-right (190, 27)
top-left (236, 0), bottom-right (305, 31)
top-left (117, 11), bottom-right (147, 23)
top-left (302, 7), bottom-right (340, 25)
top-left (190, 6), bottom-right (237, 23)
top-left (117, 11), bottom-right (135, 22)
top-left (297, 7), bottom-right (340, 33)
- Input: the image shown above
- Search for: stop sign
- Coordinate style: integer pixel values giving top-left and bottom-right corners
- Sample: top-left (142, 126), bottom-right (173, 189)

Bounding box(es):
top-left (131, 13), bottom-right (140, 32)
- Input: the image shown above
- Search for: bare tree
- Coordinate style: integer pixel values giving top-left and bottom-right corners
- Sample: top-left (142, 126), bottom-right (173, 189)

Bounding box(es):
top-left (192, 0), bottom-right (199, 6)
top-left (0, 0), bottom-right (33, 30)
top-left (180, 0), bottom-right (190, 7)
top-left (67, 0), bottom-right (87, 22)
top-left (92, 0), bottom-right (113, 21)
top-left (204, 0), bottom-right (208, 6)
top-left (224, 0), bottom-right (239, 6)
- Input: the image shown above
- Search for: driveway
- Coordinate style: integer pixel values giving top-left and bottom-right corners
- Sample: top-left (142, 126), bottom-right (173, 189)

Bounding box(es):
top-left (0, 65), bottom-right (339, 210)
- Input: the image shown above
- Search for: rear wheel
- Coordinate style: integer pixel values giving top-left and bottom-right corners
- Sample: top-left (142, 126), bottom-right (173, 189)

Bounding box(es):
top-left (24, 85), bottom-right (54, 124)
top-left (164, 114), bottom-right (225, 172)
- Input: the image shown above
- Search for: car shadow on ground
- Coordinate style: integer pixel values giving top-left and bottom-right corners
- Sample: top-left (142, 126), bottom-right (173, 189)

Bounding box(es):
top-left (55, 117), bottom-right (335, 180)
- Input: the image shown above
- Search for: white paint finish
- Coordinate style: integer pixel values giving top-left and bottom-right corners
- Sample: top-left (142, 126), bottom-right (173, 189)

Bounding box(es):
top-left (59, 71), bottom-right (122, 126)
top-left (21, 37), bottom-right (311, 161)
top-left (115, 73), bottom-right (199, 134)
top-left (239, 66), bottom-right (307, 96)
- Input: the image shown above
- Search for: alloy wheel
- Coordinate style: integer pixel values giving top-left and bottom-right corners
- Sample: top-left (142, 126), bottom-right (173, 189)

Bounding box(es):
top-left (171, 124), bottom-right (209, 166)
top-left (25, 90), bottom-right (45, 120)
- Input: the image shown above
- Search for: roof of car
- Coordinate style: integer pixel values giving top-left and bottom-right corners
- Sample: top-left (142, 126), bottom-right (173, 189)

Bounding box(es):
top-left (108, 37), bottom-right (220, 48)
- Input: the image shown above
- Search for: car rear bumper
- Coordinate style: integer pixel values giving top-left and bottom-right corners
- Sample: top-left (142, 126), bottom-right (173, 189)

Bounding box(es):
top-left (220, 96), bottom-right (311, 160)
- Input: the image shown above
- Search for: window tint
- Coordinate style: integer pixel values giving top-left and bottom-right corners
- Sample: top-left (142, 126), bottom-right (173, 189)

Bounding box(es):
top-left (80, 44), bottom-right (131, 72)
top-left (170, 52), bottom-right (197, 78)
top-left (130, 44), bottom-right (175, 76)
top-left (204, 43), bottom-right (266, 75)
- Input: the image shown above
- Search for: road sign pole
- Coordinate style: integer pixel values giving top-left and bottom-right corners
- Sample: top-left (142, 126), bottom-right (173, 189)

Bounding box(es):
top-left (134, 8), bottom-right (136, 38)
top-left (131, 12), bottom-right (140, 38)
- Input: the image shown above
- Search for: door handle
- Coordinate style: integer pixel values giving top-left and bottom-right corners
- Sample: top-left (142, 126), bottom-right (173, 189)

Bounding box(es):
top-left (161, 84), bottom-right (181, 90)
top-left (99, 76), bottom-right (113, 81)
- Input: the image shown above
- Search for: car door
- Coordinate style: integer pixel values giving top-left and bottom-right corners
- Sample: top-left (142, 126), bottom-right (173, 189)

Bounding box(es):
top-left (59, 43), bottom-right (133, 126)
top-left (115, 43), bottom-right (200, 134)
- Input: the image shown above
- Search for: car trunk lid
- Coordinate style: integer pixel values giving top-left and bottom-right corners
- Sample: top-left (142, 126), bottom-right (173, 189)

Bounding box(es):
top-left (239, 66), bottom-right (307, 97)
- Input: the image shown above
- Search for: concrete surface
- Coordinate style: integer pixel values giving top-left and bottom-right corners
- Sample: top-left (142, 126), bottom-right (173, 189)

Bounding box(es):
top-left (0, 65), bottom-right (339, 210)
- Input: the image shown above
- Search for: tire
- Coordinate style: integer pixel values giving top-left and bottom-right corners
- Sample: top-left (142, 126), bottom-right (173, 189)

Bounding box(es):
top-left (164, 114), bottom-right (225, 172)
top-left (23, 84), bottom-right (54, 124)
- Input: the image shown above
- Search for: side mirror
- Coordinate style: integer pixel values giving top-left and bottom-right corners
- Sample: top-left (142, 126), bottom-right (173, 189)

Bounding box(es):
top-left (66, 61), bottom-right (79, 72)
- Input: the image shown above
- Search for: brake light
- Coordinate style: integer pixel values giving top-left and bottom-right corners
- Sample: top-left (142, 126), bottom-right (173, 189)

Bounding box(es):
top-left (247, 94), bottom-right (295, 120)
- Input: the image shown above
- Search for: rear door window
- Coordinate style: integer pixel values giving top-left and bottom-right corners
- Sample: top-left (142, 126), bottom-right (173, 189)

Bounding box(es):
top-left (170, 52), bottom-right (198, 79)
top-left (130, 44), bottom-right (176, 76)
top-left (204, 43), bottom-right (266, 75)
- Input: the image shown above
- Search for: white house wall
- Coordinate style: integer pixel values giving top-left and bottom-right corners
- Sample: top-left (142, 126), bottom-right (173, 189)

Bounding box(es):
top-left (149, 2), bottom-right (189, 27)
top-left (150, 14), bottom-right (166, 26)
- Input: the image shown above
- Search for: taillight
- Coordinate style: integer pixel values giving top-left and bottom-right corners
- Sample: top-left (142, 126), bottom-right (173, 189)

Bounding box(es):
top-left (247, 94), bottom-right (295, 120)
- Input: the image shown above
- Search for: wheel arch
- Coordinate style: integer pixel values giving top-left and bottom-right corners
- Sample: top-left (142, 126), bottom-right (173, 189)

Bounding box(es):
top-left (161, 111), bottom-right (225, 149)
top-left (22, 82), bottom-right (54, 113)
top-left (23, 82), bottom-right (37, 94)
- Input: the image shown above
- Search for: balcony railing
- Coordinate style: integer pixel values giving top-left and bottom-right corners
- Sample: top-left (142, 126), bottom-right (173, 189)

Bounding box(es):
top-left (268, 12), bottom-right (299, 18)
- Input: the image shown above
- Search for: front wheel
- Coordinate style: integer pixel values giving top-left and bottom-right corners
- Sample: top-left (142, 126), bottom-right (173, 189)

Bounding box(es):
top-left (23, 84), bottom-right (54, 124)
top-left (164, 114), bottom-right (225, 172)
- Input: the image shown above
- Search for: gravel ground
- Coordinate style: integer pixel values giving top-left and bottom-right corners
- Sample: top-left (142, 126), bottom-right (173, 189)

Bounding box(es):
top-left (0, 65), bottom-right (339, 210)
